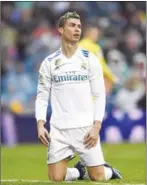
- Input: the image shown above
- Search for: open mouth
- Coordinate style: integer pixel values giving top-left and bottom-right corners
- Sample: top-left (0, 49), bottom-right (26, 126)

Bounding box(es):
top-left (73, 34), bottom-right (80, 37)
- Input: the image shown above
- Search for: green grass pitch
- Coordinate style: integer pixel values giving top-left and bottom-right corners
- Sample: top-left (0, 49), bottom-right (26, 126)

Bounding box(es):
top-left (1, 143), bottom-right (146, 185)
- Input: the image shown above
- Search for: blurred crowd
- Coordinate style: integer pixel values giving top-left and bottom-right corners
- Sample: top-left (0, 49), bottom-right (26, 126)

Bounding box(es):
top-left (1, 1), bottom-right (146, 116)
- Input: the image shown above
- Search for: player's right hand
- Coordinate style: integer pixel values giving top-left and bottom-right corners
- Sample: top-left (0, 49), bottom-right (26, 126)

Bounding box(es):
top-left (37, 122), bottom-right (50, 147)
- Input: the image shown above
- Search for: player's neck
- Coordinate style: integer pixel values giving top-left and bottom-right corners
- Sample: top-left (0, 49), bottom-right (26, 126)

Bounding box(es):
top-left (61, 41), bottom-right (78, 58)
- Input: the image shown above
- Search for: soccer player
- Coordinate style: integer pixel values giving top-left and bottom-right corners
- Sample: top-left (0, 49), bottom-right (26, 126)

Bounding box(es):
top-left (35, 11), bottom-right (122, 182)
top-left (79, 22), bottom-right (118, 95)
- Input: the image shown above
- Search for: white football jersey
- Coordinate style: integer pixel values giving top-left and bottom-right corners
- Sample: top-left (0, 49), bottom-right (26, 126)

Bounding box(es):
top-left (35, 47), bottom-right (106, 129)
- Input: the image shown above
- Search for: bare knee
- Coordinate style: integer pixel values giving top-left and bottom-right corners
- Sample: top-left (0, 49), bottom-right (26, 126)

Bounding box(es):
top-left (47, 159), bottom-right (68, 182)
top-left (89, 171), bottom-right (104, 181)
top-left (88, 166), bottom-right (104, 181)
top-left (48, 172), bottom-right (65, 182)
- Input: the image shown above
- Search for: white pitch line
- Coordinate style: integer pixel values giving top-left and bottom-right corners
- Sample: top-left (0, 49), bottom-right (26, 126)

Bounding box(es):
top-left (1, 179), bottom-right (145, 185)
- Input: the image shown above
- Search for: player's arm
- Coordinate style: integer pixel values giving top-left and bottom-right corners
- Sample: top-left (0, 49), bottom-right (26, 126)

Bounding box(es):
top-left (89, 53), bottom-right (106, 124)
top-left (35, 59), bottom-right (51, 147)
top-left (84, 53), bottom-right (106, 149)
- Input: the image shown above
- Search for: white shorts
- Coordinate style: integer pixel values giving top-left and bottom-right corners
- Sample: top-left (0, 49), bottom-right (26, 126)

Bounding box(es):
top-left (47, 125), bottom-right (105, 166)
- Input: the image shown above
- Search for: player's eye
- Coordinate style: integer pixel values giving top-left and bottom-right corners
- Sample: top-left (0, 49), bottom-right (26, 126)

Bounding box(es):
top-left (78, 24), bottom-right (81, 29)
top-left (70, 23), bottom-right (75, 27)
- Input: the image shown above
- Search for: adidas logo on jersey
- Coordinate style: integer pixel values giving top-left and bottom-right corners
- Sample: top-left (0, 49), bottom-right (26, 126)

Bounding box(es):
top-left (54, 59), bottom-right (63, 70)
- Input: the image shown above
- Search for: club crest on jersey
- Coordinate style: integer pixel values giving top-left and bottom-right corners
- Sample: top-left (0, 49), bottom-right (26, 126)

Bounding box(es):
top-left (81, 62), bottom-right (87, 70)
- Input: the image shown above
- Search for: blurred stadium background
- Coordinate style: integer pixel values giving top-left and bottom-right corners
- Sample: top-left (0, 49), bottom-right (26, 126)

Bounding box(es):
top-left (1, 1), bottom-right (146, 146)
top-left (1, 1), bottom-right (146, 184)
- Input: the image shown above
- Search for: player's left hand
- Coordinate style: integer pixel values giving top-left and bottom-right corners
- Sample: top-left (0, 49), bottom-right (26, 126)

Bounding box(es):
top-left (83, 122), bottom-right (101, 149)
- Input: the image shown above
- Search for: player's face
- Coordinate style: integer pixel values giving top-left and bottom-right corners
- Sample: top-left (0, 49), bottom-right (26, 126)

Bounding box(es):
top-left (59, 18), bottom-right (82, 43)
top-left (90, 27), bottom-right (102, 42)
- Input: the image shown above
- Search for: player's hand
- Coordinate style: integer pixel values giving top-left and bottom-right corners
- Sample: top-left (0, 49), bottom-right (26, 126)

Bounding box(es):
top-left (37, 121), bottom-right (50, 147)
top-left (84, 121), bottom-right (101, 149)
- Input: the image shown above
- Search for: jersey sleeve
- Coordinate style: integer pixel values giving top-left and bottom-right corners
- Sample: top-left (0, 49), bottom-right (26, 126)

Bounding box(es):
top-left (89, 53), bottom-right (106, 122)
top-left (35, 59), bottom-right (51, 122)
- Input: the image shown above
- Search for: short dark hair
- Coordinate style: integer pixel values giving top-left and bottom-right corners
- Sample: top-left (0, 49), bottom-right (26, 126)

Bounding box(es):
top-left (57, 11), bottom-right (80, 28)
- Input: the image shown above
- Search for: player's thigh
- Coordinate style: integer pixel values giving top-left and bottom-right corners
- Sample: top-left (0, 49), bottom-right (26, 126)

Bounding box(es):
top-left (48, 158), bottom-right (68, 181)
top-left (87, 165), bottom-right (104, 181)
top-left (47, 125), bottom-right (74, 164)
top-left (78, 135), bottom-right (105, 167)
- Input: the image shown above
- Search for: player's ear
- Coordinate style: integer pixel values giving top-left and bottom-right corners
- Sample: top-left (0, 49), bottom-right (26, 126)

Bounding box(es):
top-left (58, 27), bottom-right (64, 35)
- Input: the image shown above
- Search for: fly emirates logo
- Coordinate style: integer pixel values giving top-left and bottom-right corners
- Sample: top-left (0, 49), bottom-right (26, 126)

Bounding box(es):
top-left (52, 71), bottom-right (89, 83)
